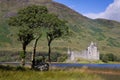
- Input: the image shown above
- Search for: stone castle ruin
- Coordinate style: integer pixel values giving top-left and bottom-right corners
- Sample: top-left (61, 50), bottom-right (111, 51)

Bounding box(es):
top-left (67, 42), bottom-right (100, 62)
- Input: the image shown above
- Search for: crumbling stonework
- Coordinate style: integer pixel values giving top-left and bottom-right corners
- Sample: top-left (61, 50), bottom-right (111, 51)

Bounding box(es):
top-left (67, 42), bottom-right (99, 62)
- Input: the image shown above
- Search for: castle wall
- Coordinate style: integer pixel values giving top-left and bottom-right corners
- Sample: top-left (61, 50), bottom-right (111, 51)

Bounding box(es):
top-left (67, 42), bottom-right (100, 62)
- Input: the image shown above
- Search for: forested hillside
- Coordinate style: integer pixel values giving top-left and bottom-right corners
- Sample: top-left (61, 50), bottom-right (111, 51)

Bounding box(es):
top-left (0, 0), bottom-right (120, 57)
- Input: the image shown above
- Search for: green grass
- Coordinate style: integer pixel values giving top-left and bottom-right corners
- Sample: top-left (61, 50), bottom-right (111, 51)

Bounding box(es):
top-left (0, 22), bottom-right (12, 47)
top-left (1, 65), bottom-right (120, 80)
top-left (0, 70), bottom-right (103, 80)
top-left (0, 65), bottom-right (103, 80)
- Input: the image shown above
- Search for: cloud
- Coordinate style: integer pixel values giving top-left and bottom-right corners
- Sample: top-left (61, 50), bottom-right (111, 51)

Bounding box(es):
top-left (84, 0), bottom-right (120, 22)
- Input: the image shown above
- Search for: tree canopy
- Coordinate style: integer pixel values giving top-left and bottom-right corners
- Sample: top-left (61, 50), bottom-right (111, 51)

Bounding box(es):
top-left (8, 5), bottom-right (49, 66)
top-left (8, 5), bottom-right (69, 67)
top-left (43, 14), bottom-right (68, 62)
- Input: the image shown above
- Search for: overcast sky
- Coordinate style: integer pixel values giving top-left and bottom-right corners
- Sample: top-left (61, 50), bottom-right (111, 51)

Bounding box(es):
top-left (54, 0), bottom-right (120, 22)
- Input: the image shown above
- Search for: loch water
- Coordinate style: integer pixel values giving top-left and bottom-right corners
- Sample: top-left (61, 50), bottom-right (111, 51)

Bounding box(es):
top-left (51, 63), bottom-right (120, 69)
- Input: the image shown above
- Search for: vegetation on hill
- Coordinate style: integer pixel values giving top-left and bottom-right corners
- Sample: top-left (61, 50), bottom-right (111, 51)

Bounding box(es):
top-left (0, 0), bottom-right (120, 61)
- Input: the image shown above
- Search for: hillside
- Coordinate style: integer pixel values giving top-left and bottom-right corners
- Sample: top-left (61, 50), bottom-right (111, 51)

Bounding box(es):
top-left (0, 0), bottom-right (120, 57)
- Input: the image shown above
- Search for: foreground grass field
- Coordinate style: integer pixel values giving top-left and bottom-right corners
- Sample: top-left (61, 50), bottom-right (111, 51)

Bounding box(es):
top-left (0, 65), bottom-right (120, 80)
top-left (0, 70), bottom-right (102, 80)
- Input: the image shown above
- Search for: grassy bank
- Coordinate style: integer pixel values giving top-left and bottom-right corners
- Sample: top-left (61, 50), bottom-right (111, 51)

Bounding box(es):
top-left (0, 70), bottom-right (102, 80)
top-left (1, 65), bottom-right (120, 80)
top-left (0, 65), bottom-right (103, 80)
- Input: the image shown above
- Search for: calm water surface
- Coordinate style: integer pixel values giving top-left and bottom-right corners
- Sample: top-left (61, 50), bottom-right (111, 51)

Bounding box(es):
top-left (51, 63), bottom-right (120, 69)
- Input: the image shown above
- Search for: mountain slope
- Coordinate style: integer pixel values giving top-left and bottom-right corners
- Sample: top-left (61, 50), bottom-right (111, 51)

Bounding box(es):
top-left (0, 0), bottom-right (120, 56)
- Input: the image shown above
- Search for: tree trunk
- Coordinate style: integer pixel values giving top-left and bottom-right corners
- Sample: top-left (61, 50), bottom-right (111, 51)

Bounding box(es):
top-left (31, 36), bottom-right (40, 68)
top-left (21, 58), bottom-right (25, 66)
top-left (22, 44), bottom-right (26, 66)
top-left (48, 40), bottom-right (52, 63)
top-left (47, 34), bottom-right (52, 63)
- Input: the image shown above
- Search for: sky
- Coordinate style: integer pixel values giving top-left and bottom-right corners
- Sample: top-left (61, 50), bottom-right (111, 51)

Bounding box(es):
top-left (53, 0), bottom-right (120, 22)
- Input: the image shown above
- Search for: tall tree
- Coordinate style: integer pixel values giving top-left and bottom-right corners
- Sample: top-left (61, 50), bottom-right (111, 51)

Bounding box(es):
top-left (8, 5), bottom-right (48, 67)
top-left (43, 14), bottom-right (68, 62)
top-left (9, 17), bottom-right (35, 66)
top-left (18, 26), bottom-right (34, 66)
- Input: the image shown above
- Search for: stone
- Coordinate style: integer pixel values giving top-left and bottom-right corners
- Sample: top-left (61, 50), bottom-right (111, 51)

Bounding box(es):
top-left (67, 42), bottom-right (100, 62)
top-left (34, 62), bottom-right (49, 71)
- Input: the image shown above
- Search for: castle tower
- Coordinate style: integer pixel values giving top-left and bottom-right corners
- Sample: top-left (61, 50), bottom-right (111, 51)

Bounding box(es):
top-left (67, 47), bottom-right (71, 59)
top-left (67, 42), bottom-right (100, 62)
top-left (87, 42), bottom-right (99, 60)
top-left (67, 46), bottom-right (70, 55)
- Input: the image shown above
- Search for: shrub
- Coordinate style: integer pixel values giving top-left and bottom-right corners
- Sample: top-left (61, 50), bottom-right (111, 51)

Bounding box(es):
top-left (15, 66), bottom-right (25, 71)
top-left (19, 51), bottom-right (25, 59)
top-left (100, 53), bottom-right (120, 62)
top-left (57, 54), bottom-right (68, 62)
top-left (100, 54), bottom-right (109, 63)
